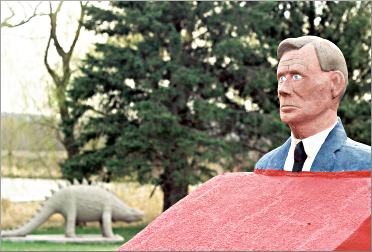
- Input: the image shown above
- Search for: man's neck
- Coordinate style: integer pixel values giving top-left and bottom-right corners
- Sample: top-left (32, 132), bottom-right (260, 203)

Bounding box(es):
top-left (289, 114), bottom-right (338, 139)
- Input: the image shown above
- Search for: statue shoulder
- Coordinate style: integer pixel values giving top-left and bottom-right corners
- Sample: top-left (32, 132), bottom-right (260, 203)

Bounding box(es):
top-left (255, 145), bottom-right (287, 170)
top-left (334, 138), bottom-right (371, 171)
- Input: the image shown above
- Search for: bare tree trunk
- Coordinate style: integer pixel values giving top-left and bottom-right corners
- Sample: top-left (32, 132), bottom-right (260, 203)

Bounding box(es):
top-left (44, 1), bottom-right (87, 160)
top-left (2, 1), bottom-right (88, 174)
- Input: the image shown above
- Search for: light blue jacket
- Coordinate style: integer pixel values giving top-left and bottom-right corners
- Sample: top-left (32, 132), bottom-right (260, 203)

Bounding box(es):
top-left (255, 118), bottom-right (371, 172)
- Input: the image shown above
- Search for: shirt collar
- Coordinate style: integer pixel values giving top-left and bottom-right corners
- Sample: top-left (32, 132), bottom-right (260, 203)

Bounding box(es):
top-left (290, 120), bottom-right (337, 158)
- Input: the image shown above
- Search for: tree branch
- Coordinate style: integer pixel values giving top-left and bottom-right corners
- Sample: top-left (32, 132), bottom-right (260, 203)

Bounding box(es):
top-left (60, 1), bottom-right (88, 85)
top-left (1, 3), bottom-right (16, 27)
top-left (49, 1), bottom-right (67, 58)
top-left (67, 1), bottom-right (88, 58)
top-left (44, 30), bottom-right (61, 85)
top-left (1, 2), bottom-right (43, 28)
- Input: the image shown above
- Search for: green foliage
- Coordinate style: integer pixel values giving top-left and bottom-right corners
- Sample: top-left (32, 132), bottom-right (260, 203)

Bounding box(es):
top-left (63, 2), bottom-right (370, 209)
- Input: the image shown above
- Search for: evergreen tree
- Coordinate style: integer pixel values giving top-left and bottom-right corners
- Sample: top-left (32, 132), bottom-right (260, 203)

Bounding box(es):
top-left (63, 1), bottom-right (370, 211)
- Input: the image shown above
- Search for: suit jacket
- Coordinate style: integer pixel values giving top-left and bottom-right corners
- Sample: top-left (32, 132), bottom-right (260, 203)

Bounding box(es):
top-left (255, 118), bottom-right (371, 172)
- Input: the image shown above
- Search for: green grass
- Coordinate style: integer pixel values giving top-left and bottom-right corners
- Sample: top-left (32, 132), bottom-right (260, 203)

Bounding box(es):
top-left (1, 242), bottom-right (121, 251)
top-left (1, 224), bottom-right (147, 251)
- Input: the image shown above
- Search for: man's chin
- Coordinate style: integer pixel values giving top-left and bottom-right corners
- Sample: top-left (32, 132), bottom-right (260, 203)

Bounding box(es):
top-left (280, 113), bottom-right (301, 125)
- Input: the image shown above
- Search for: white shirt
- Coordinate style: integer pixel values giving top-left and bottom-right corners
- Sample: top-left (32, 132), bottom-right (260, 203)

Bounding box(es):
top-left (283, 121), bottom-right (337, 172)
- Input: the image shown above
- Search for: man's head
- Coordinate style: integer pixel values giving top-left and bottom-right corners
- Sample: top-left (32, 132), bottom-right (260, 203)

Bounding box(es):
top-left (276, 36), bottom-right (347, 133)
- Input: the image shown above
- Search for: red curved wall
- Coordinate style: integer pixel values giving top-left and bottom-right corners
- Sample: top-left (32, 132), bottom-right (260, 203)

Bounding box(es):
top-left (119, 171), bottom-right (371, 251)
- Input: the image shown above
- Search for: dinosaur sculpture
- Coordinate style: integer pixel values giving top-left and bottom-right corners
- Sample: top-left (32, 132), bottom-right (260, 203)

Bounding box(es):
top-left (1, 179), bottom-right (144, 238)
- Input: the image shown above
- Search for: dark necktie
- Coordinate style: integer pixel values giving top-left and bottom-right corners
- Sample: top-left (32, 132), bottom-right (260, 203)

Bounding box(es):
top-left (292, 141), bottom-right (307, 172)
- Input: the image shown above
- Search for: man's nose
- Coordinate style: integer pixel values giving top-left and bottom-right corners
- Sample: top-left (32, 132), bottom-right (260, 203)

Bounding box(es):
top-left (277, 79), bottom-right (292, 96)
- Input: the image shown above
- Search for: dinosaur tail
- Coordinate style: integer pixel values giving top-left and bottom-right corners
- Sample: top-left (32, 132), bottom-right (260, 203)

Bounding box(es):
top-left (1, 206), bottom-right (55, 237)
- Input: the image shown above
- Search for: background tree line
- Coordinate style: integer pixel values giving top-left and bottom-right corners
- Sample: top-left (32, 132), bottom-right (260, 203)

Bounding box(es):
top-left (3, 1), bottom-right (370, 211)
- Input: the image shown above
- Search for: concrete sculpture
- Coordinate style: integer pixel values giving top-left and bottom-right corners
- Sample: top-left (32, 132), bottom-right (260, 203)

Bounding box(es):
top-left (256, 35), bottom-right (371, 172)
top-left (1, 179), bottom-right (143, 238)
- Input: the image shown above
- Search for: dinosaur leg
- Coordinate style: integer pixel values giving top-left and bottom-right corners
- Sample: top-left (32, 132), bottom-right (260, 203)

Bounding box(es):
top-left (101, 210), bottom-right (114, 238)
top-left (64, 211), bottom-right (77, 237)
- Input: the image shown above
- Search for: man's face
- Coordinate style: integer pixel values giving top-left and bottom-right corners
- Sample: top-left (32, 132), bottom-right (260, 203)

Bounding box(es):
top-left (277, 44), bottom-right (333, 126)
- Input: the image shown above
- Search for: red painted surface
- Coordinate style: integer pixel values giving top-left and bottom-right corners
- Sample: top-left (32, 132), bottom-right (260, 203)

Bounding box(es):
top-left (119, 171), bottom-right (371, 251)
top-left (335, 217), bottom-right (371, 251)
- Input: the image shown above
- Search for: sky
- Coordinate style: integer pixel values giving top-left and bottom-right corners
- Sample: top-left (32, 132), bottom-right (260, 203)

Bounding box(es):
top-left (1, 1), bottom-right (107, 116)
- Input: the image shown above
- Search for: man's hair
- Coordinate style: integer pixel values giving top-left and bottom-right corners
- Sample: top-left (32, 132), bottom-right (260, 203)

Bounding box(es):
top-left (277, 36), bottom-right (348, 99)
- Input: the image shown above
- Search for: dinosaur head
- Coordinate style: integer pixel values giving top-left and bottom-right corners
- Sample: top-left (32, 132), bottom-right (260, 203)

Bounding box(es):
top-left (122, 207), bottom-right (144, 222)
top-left (112, 201), bottom-right (144, 222)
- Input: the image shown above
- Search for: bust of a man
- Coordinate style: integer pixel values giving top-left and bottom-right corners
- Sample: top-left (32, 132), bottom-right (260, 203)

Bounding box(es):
top-left (255, 35), bottom-right (370, 172)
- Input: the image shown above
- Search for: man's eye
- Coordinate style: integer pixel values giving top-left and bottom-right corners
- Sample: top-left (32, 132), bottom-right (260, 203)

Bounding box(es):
top-left (278, 76), bottom-right (287, 83)
top-left (292, 74), bottom-right (302, 81)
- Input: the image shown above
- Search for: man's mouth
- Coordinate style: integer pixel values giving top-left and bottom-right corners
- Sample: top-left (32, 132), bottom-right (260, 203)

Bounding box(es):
top-left (281, 105), bottom-right (298, 108)
top-left (280, 105), bottom-right (298, 112)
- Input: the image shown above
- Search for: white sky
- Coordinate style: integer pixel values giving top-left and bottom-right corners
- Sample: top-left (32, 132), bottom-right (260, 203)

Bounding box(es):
top-left (1, 1), bottom-right (107, 116)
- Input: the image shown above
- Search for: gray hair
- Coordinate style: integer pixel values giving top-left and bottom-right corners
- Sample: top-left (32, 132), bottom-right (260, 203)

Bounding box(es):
top-left (277, 36), bottom-right (348, 98)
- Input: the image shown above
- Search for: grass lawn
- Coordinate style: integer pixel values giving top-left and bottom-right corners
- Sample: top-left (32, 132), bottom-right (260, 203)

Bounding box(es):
top-left (1, 224), bottom-right (147, 251)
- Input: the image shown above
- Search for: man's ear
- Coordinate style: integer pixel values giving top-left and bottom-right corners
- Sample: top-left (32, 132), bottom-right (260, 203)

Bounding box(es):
top-left (330, 71), bottom-right (345, 100)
